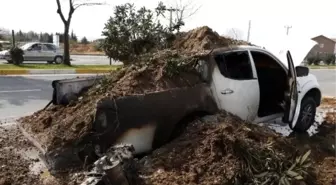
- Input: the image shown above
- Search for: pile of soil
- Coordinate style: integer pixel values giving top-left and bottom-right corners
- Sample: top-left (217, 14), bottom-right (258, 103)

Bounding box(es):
top-left (60, 43), bottom-right (104, 55)
top-left (320, 97), bottom-right (336, 109)
top-left (9, 100), bottom-right (335, 185)
top-left (0, 125), bottom-right (40, 185)
top-left (135, 110), bottom-right (336, 185)
top-left (19, 26), bottom-right (240, 151)
top-left (172, 26), bottom-right (249, 52)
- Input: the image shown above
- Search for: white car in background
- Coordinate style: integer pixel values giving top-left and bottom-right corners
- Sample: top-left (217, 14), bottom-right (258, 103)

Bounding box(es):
top-left (1, 42), bottom-right (64, 64)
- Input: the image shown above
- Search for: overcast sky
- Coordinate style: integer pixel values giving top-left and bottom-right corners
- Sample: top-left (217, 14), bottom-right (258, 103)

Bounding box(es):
top-left (1, 0), bottom-right (335, 47)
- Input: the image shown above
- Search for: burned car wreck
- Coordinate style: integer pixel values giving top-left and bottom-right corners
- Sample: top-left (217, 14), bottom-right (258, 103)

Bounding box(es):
top-left (19, 44), bottom-right (322, 177)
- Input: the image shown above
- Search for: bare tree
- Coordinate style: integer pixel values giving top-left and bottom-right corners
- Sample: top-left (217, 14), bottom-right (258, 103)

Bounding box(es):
top-left (164, 0), bottom-right (201, 32)
top-left (56, 0), bottom-right (104, 65)
top-left (225, 28), bottom-right (245, 40)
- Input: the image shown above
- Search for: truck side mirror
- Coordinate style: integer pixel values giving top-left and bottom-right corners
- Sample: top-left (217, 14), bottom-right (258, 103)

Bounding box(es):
top-left (295, 66), bottom-right (309, 77)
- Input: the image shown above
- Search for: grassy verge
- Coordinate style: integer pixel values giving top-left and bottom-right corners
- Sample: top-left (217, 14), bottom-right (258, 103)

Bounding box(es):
top-left (308, 65), bottom-right (336, 69)
top-left (0, 64), bottom-right (122, 70)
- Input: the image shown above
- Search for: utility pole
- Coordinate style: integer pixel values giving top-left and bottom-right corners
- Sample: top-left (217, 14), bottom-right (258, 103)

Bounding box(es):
top-left (284, 25), bottom-right (292, 36)
top-left (247, 20), bottom-right (251, 42)
top-left (11, 30), bottom-right (15, 47)
top-left (166, 7), bottom-right (179, 32)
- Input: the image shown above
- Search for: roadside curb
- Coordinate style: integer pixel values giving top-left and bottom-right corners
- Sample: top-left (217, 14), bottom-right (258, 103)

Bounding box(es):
top-left (0, 68), bottom-right (120, 75)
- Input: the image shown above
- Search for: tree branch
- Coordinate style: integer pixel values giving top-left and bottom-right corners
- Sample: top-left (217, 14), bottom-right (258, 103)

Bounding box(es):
top-left (56, 0), bottom-right (67, 24)
top-left (74, 2), bottom-right (105, 10)
top-left (67, 0), bottom-right (75, 23)
top-left (173, 0), bottom-right (201, 22)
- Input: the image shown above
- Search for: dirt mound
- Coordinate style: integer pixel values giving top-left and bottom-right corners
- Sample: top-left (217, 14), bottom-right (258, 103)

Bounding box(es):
top-left (19, 53), bottom-right (202, 150)
top-left (135, 112), bottom-right (336, 185)
top-left (0, 125), bottom-right (40, 185)
top-left (59, 43), bottom-right (104, 55)
top-left (134, 114), bottom-right (308, 185)
top-left (172, 26), bottom-right (248, 52)
top-left (69, 43), bottom-right (103, 55)
top-left (320, 97), bottom-right (336, 109)
top-left (19, 26), bottom-right (245, 151)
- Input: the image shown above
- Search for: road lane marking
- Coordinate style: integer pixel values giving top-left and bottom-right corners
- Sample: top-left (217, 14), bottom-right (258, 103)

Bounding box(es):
top-left (0, 89), bottom-right (42, 93)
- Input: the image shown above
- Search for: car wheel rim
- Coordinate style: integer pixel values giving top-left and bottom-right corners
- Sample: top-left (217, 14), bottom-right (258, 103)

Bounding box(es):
top-left (300, 104), bottom-right (314, 128)
top-left (56, 57), bottom-right (62, 64)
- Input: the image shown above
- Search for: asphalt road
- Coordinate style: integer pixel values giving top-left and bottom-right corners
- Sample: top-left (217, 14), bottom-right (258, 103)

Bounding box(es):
top-left (310, 69), bottom-right (336, 97)
top-left (0, 70), bottom-right (334, 124)
top-left (0, 55), bottom-right (122, 65)
top-left (0, 74), bottom-right (95, 123)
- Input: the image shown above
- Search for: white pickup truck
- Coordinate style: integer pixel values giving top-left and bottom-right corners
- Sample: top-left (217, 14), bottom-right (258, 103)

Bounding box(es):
top-left (197, 43), bottom-right (321, 133)
top-left (27, 41), bottom-right (322, 173)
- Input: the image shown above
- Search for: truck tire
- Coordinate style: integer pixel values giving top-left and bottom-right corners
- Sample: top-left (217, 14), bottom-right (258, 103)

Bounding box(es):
top-left (54, 56), bottom-right (63, 64)
top-left (291, 96), bottom-right (317, 132)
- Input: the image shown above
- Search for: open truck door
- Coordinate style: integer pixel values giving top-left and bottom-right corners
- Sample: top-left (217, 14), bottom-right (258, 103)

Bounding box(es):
top-left (282, 51), bottom-right (300, 128)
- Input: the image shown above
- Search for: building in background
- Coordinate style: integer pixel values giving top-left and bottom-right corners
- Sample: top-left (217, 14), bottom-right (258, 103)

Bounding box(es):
top-left (310, 35), bottom-right (336, 56)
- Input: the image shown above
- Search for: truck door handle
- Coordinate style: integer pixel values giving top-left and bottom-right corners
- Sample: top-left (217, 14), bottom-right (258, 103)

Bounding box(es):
top-left (221, 89), bottom-right (234, 95)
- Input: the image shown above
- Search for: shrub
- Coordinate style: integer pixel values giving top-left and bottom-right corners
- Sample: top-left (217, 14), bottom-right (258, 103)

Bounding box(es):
top-left (81, 37), bottom-right (89, 45)
top-left (306, 55), bottom-right (321, 65)
top-left (101, 2), bottom-right (183, 65)
top-left (323, 54), bottom-right (336, 65)
top-left (9, 46), bottom-right (24, 65)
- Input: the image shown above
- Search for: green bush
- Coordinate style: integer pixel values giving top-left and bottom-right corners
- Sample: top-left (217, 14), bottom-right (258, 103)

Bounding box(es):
top-left (323, 54), bottom-right (336, 65)
top-left (101, 2), bottom-right (183, 65)
top-left (9, 46), bottom-right (24, 65)
top-left (306, 55), bottom-right (321, 65)
top-left (81, 37), bottom-right (89, 45)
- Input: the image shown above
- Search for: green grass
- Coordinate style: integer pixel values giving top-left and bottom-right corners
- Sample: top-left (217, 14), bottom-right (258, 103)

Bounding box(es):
top-left (0, 64), bottom-right (122, 70)
top-left (308, 65), bottom-right (336, 69)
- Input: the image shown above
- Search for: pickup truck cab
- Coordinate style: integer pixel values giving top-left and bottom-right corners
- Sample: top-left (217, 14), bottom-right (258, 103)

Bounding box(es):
top-left (198, 44), bottom-right (321, 132)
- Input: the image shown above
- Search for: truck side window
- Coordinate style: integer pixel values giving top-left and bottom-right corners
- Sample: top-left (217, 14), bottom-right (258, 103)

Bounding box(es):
top-left (214, 51), bottom-right (253, 80)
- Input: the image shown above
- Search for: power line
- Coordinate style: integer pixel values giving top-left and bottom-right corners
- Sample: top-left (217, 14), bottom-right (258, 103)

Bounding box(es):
top-left (284, 25), bottom-right (292, 35)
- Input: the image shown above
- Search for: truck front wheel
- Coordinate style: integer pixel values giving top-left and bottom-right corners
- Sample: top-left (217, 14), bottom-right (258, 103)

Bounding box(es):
top-left (291, 96), bottom-right (317, 132)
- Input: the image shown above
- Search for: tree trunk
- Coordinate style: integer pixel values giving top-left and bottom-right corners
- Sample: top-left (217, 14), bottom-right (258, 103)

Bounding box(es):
top-left (63, 25), bottom-right (71, 66)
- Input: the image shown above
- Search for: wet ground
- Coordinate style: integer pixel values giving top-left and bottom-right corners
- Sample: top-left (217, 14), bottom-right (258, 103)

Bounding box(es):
top-left (0, 74), bottom-right (98, 124)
